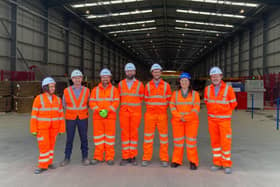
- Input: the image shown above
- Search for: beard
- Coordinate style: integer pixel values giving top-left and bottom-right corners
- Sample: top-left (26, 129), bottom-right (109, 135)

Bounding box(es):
top-left (126, 75), bottom-right (135, 80)
top-left (212, 79), bottom-right (221, 86)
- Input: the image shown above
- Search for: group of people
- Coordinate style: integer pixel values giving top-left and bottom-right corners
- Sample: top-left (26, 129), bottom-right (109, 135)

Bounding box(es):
top-left (30, 63), bottom-right (237, 175)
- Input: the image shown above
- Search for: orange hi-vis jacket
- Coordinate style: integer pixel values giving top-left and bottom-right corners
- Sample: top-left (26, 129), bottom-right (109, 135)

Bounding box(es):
top-left (170, 90), bottom-right (200, 121)
top-left (30, 93), bottom-right (65, 133)
top-left (118, 79), bottom-right (144, 113)
top-left (89, 83), bottom-right (120, 120)
top-left (63, 86), bottom-right (90, 120)
top-left (204, 81), bottom-right (237, 119)
top-left (144, 79), bottom-right (172, 113)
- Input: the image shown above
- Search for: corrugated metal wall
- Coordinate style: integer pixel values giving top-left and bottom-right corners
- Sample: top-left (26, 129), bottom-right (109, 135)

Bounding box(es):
top-left (0, 0), bottom-right (133, 81)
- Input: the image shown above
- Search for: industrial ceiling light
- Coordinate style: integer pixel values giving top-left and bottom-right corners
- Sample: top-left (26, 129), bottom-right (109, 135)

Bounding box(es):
top-left (108, 27), bottom-right (157, 34)
top-left (114, 34), bottom-right (117, 37)
top-left (147, 33), bottom-right (150, 36)
top-left (85, 10), bottom-right (90, 14)
top-left (240, 9), bottom-right (245, 14)
top-left (176, 9), bottom-right (245, 19)
top-left (99, 20), bottom-right (155, 28)
top-left (175, 27), bottom-right (226, 34)
top-left (150, 40), bottom-right (153, 43)
top-left (72, 0), bottom-right (145, 8)
top-left (122, 40), bottom-right (125, 43)
top-left (187, 0), bottom-right (259, 7)
top-left (87, 9), bottom-right (152, 19)
top-left (176, 20), bottom-right (234, 28)
top-left (216, 33), bottom-right (220, 37)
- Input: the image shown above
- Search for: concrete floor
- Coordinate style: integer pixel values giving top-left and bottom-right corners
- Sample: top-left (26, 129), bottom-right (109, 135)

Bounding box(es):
top-left (0, 105), bottom-right (280, 187)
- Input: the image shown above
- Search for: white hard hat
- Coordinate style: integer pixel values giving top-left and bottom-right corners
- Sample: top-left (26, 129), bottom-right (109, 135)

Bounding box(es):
top-left (209, 66), bottom-right (223, 75)
top-left (125, 63), bottom-right (136, 71)
top-left (100, 68), bottom-right (112, 76)
top-left (71, 69), bottom-right (83, 78)
top-left (150, 63), bottom-right (162, 72)
top-left (42, 77), bottom-right (56, 87)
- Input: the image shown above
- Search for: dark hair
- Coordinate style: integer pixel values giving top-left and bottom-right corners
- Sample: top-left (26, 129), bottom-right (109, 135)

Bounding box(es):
top-left (178, 79), bottom-right (193, 92)
top-left (42, 85), bottom-right (49, 93)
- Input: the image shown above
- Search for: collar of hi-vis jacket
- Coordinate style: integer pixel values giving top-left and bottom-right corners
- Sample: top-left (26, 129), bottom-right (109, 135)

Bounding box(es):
top-left (210, 80), bottom-right (225, 90)
top-left (98, 82), bottom-right (113, 90)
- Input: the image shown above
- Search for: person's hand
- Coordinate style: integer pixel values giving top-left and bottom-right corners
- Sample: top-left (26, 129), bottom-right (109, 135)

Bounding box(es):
top-left (31, 132), bottom-right (37, 136)
top-left (58, 132), bottom-right (64, 136)
top-left (99, 109), bottom-right (108, 118)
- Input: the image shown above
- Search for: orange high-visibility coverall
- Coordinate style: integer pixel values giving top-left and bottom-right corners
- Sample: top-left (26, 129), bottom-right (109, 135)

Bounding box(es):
top-left (142, 79), bottom-right (171, 162)
top-left (170, 90), bottom-right (200, 166)
top-left (118, 79), bottom-right (144, 159)
top-left (204, 81), bottom-right (237, 168)
top-left (89, 83), bottom-right (119, 161)
top-left (30, 93), bottom-right (65, 169)
top-left (63, 86), bottom-right (90, 120)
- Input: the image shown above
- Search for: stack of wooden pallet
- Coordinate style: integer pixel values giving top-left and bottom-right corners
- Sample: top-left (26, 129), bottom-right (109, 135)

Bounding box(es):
top-left (0, 81), bottom-right (12, 112)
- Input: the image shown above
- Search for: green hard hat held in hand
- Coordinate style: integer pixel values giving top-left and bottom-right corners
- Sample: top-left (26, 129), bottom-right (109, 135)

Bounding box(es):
top-left (99, 109), bottom-right (108, 118)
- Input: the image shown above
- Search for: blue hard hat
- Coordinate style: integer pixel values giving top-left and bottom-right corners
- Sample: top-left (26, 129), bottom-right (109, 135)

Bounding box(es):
top-left (179, 72), bottom-right (191, 80)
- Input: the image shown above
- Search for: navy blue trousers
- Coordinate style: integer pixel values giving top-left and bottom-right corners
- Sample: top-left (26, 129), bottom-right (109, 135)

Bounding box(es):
top-left (64, 118), bottom-right (88, 159)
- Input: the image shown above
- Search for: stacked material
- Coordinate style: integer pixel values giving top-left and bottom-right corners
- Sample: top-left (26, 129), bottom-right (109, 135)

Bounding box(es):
top-left (0, 81), bottom-right (12, 112)
top-left (0, 81), bottom-right (11, 96)
top-left (13, 96), bottom-right (34, 113)
top-left (56, 81), bottom-right (68, 97)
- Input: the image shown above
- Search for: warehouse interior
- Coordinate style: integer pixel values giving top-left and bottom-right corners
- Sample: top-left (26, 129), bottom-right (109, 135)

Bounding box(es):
top-left (0, 0), bottom-right (280, 186)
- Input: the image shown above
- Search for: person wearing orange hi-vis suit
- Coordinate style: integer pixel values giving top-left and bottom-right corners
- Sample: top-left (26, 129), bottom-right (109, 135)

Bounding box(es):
top-left (204, 67), bottom-right (237, 174)
top-left (89, 68), bottom-right (120, 166)
top-left (119, 62), bottom-right (144, 166)
top-left (169, 72), bottom-right (200, 170)
top-left (142, 63), bottom-right (172, 167)
top-left (30, 77), bottom-right (65, 174)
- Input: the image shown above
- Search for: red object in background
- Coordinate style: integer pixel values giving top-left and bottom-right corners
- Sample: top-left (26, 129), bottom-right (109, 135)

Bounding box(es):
top-left (0, 70), bottom-right (35, 81)
top-left (236, 92), bottom-right (247, 110)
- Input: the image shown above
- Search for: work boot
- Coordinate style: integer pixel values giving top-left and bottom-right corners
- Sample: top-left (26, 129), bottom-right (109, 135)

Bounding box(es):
top-left (48, 164), bottom-right (56, 169)
top-left (107, 160), bottom-right (114, 166)
top-left (120, 159), bottom-right (130, 166)
top-left (224, 167), bottom-right (232, 174)
top-left (170, 162), bottom-right (180, 168)
top-left (130, 157), bottom-right (138, 166)
top-left (60, 159), bottom-right (70, 167)
top-left (189, 162), bottom-right (197, 170)
top-left (90, 159), bottom-right (101, 165)
top-left (210, 165), bottom-right (223, 171)
top-left (160, 161), bottom-right (169, 167)
top-left (34, 168), bottom-right (47, 174)
top-left (141, 160), bottom-right (151, 167)
top-left (82, 158), bottom-right (90, 166)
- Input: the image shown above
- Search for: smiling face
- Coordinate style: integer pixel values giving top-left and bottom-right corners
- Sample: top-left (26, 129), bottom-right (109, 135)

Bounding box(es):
top-left (152, 69), bottom-right (162, 80)
top-left (101, 76), bottom-right (111, 87)
top-left (125, 70), bottom-right (136, 80)
top-left (180, 78), bottom-right (190, 89)
top-left (48, 83), bottom-right (56, 95)
top-left (72, 76), bottom-right (83, 86)
top-left (210, 74), bottom-right (223, 86)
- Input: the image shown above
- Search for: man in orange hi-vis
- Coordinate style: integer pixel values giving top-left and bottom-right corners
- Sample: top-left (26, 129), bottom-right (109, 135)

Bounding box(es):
top-left (118, 62), bottom-right (144, 166)
top-left (204, 67), bottom-right (237, 174)
top-left (141, 63), bottom-right (172, 167)
top-left (30, 77), bottom-right (65, 174)
top-left (169, 72), bottom-right (200, 170)
top-left (89, 68), bottom-right (119, 166)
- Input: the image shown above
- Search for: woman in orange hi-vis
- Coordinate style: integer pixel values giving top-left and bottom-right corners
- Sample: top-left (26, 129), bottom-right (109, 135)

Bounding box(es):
top-left (204, 67), bottom-right (237, 175)
top-left (169, 72), bottom-right (200, 170)
top-left (30, 77), bottom-right (65, 174)
top-left (89, 68), bottom-right (120, 166)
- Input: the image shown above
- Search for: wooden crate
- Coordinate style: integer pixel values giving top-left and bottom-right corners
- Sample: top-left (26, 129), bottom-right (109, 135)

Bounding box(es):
top-left (13, 81), bottom-right (41, 97)
top-left (0, 81), bottom-right (11, 96)
top-left (14, 96), bottom-right (34, 113)
top-left (0, 96), bottom-right (12, 112)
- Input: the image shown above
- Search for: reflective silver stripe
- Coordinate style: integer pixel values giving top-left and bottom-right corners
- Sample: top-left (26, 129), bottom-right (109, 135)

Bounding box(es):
top-left (123, 147), bottom-right (130, 150)
top-left (166, 95), bottom-right (171, 97)
top-left (186, 144), bottom-right (197, 148)
top-left (175, 102), bottom-right (193, 105)
top-left (164, 82), bottom-right (167, 96)
top-left (36, 117), bottom-right (63, 121)
top-left (92, 106), bottom-right (99, 111)
top-left (136, 81), bottom-right (141, 95)
top-left (186, 137), bottom-right (196, 141)
top-left (144, 139), bottom-right (153, 143)
top-left (31, 116), bottom-right (37, 119)
top-left (222, 151), bottom-right (231, 155)
top-left (170, 102), bottom-right (176, 105)
top-left (66, 106), bottom-right (87, 110)
top-left (49, 156), bottom-right (53, 159)
top-left (147, 82), bottom-right (151, 96)
top-left (208, 114), bottom-right (232, 119)
top-left (40, 94), bottom-right (45, 108)
top-left (32, 107), bottom-right (39, 111)
top-left (229, 99), bottom-right (236, 103)
top-left (110, 86), bottom-right (114, 100)
top-left (50, 150), bottom-right (54, 154)
top-left (129, 146), bottom-right (137, 150)
top-left (39, 158), bottom-right (49, 163)
top-left (94, 134), bottom-right (105, 139)
top-left (194, 102), bottom-right (200, 105)
top-left (105, 141), bottom-right (115, 145)
top-left (37, 137), bottom-right (44, 141)
top-left (109, 106), bottom-right (116, 112)
top-left (213, 147), bottom-right (221, 151)
top-left (192, 90), bottom-right (195, 103)
top-left (120, 81), bottom-right (123, 93)
top-left (78, 87), bottom-right (87, 109)
top-left (131, 141), bottom-right (137, 144)
top-left (144, 133), bottom-right (154, 137)
top-left (145, 102), bottom-right (168, 105)
top-left (174, 143), bottom-right (184, 147)
top-left (113, 98), bottom-right (119, 101)
top-left (39, 151), bottom-right (50, 157)
top-left (223, 84), bottom-right (229, 98)
top-left (226, 134), bottom-right (232, 138)
top-left (207, 85), bottom-right (211, 98)
top-left (213, 154), bottom-right (222, 157)
top-left (170, 107), bottom-right (176, 111)
top-left (160, 134), bottom-right (168, 138)
top-left (96, 87), bottom-right (100, 100)
top-left (95, 140), bottom-right (105, 145)
top-left (145, 95), bottom-right (167, 99)
top-left (160, 140), bottom-right (168, 144)
top-left (222, 156), bottom-right (231, 161)
top-left (206, 100), bottom-right (230, 104)
top-left (121, 103), bottom-right (141, 106)
top-left (174, 137), bottom-right (185, 141)
top-left (67, 87), bottom-right (77, 109)
top-left (59, 109), bottom-right (63, 112)
top-left (191, 108), bottom-right (199, 115)
top-left (120, 93), bottom-right (143, 97)
top-left (105, 135), bottom-right (115, 139)
top-left (90, 98), bottom-right (114, 101)
top-left (180, 112), bottom-right (191, 115)
top-left (122, 141), bottom-right (130, 145)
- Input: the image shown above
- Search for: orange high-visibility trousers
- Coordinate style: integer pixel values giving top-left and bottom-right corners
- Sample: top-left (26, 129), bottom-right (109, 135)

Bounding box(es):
top-left (93, 119), bottom-right (116, 161)
top-left (142, 113), bottom-right (169, 162)
top-left (37, 128), bottom-right (58, 169)
top-left (171, 119), bottom-right (199, 166)
top-left (208, 118), bottom-right (232, 168)
top-left (119, 111), bottom-right (141, 159)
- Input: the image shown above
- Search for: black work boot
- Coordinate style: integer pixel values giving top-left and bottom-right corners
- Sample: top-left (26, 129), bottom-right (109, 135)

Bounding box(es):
top-left (189, 162), bottom-right (197, 170)
top-left (130, 157), bottom-right (138, 166)
top-left (120, 159), bottom-right (130, 166)
top-left (60, 158), bottom-right (70, 167)
top-left (170, 162), bottom-right (180, 168)
top-left (34, 168), bottom-right (47, 174)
